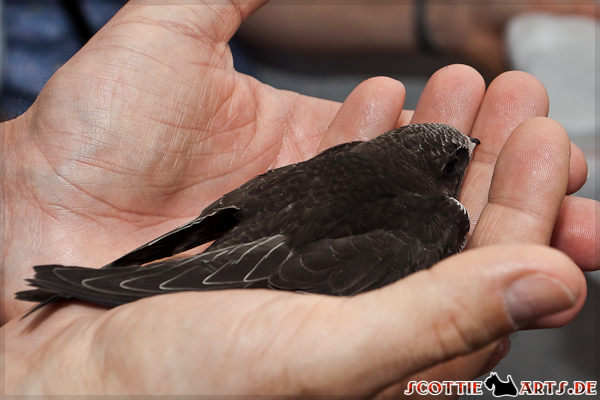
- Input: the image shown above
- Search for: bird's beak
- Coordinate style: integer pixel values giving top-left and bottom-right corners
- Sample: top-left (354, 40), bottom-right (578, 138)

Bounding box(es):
top-left (468, 137), bottom-right (480, 158)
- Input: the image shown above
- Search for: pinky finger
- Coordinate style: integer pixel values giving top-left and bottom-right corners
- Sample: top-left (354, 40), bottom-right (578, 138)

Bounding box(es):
top-left (551, 196), bottom-right (600, 271)
top-left (567, 142), bottom-right (588, 195)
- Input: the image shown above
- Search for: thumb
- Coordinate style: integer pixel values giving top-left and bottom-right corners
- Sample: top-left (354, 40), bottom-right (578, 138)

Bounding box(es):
top-left (124, 0), bottom-right (267, 43)
top-left (323, 244), bottom-right (584, 394)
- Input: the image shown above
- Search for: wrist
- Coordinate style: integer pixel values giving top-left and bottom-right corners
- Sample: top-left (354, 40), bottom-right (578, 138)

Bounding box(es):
top-left (414, 0), bottom-right (438, 55)
top-left (423, 3), bottom-right (466, 56)
top-left (423, 4), bottom-right (507, 75)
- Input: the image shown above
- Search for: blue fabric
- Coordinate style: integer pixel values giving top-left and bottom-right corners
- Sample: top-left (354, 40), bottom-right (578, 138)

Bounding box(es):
top-left (1, 0), bottom-right (257, 119)
top-left (2, 0), bottom-right (124, 117)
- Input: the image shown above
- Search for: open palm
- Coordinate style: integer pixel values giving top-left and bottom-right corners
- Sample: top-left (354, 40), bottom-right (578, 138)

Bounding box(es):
top-left (4, 1), bottom-right (598, 396)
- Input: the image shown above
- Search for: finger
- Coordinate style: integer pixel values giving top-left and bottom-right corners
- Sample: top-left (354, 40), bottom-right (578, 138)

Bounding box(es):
top-left (458, 71), bottom-right (589, 240)
top-left (476, 336), bottom-right (513, 376)
top-left (459, 71), bottom-right (549, 229)
top-left (330, 244), bottom-right (583, 394)
top-left (468, 118), bottom-right (588, 328)
top-left (377, 341), bottom-right (503, 397)
top-left (125, 0), bottom-right (267, 43)
top-left (316, 77), bottom-right (406, 153)
top-left (551, 196), bottom-right (600, 271)
top-left (397, 109), bottom-right (414, 127)
top-left (567, 142), bottom-right (588, 194)
top-left (469, 117), bottom-right (570, 247)
top-left (410, 64), bottom-right (486, 135)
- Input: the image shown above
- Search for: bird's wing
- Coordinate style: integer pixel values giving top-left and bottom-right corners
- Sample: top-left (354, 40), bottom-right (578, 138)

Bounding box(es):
top-left (16, 234), bottom-right (291, 308)
top-left (103, 206), bottom-right (241, 268)
top-left (16, 194), bottom-right (470, 309)
top-left (440, 196), bottom-right (470, 254)
top-left (268, 229), bottom-right (427, 296)
top-left (268, 194), bottom-right (471, 296)
top-left (314, 141), bottom-right (363, 156)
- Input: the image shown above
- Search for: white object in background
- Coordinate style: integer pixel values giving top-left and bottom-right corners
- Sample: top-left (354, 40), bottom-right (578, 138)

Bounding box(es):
top-left (506, 13), bottom-right (597, 200)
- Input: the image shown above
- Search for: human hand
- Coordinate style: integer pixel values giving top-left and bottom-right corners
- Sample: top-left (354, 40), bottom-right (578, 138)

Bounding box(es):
top-left (3, 0), bottom-right (598, 396)
top-left (238, 1), bottom-right (598, 77)
top-left (428, 0), bottom-right (598, 75)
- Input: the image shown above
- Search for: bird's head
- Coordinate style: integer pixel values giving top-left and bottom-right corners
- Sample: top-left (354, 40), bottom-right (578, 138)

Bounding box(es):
top-left (371, 123), bottom-right (479, 198)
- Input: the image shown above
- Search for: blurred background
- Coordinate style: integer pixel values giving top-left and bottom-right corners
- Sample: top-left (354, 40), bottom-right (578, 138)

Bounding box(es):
top-left (1, 1), bottom-right (597, 396)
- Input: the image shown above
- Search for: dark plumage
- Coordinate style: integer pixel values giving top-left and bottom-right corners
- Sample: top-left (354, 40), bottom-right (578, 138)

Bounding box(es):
top-left (16, 123), bottom-right (479, 316)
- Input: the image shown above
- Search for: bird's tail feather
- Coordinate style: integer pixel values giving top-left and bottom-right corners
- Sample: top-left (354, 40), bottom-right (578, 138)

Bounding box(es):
top-left (17, 294), bottom-right (63, 319)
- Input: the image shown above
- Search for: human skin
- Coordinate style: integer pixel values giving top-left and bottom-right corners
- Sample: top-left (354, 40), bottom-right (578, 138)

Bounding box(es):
top-left (238, 0), bottom-right (598, 76)
top-left (2, 0), bottom-right (598, 396)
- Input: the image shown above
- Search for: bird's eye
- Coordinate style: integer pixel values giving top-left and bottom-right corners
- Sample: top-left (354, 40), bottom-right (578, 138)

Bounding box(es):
top-left (443, 148), bottom-right (468, 176)
top-left (443, 158), bottom-right (457, 175)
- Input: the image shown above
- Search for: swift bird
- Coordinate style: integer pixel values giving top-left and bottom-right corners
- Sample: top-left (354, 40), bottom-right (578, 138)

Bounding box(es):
top-left (16, 123), bottom-right (479, 316)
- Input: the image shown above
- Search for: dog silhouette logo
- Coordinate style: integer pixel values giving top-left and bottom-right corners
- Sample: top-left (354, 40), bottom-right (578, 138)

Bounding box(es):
top-left (484, 372), bottom-right (518, 397)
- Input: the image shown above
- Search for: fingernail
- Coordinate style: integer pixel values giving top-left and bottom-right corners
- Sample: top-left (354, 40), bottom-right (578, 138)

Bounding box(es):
top-left (504, 274), bottom-right (576, 329)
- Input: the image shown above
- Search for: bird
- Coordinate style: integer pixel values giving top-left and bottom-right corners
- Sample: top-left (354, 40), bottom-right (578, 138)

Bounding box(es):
top-left (16, 123), bottom-right (479, 317)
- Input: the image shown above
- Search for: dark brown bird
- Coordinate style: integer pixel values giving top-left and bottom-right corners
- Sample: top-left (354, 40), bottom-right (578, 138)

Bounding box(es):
top-left (16, 123), bottom-right (479, 316)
